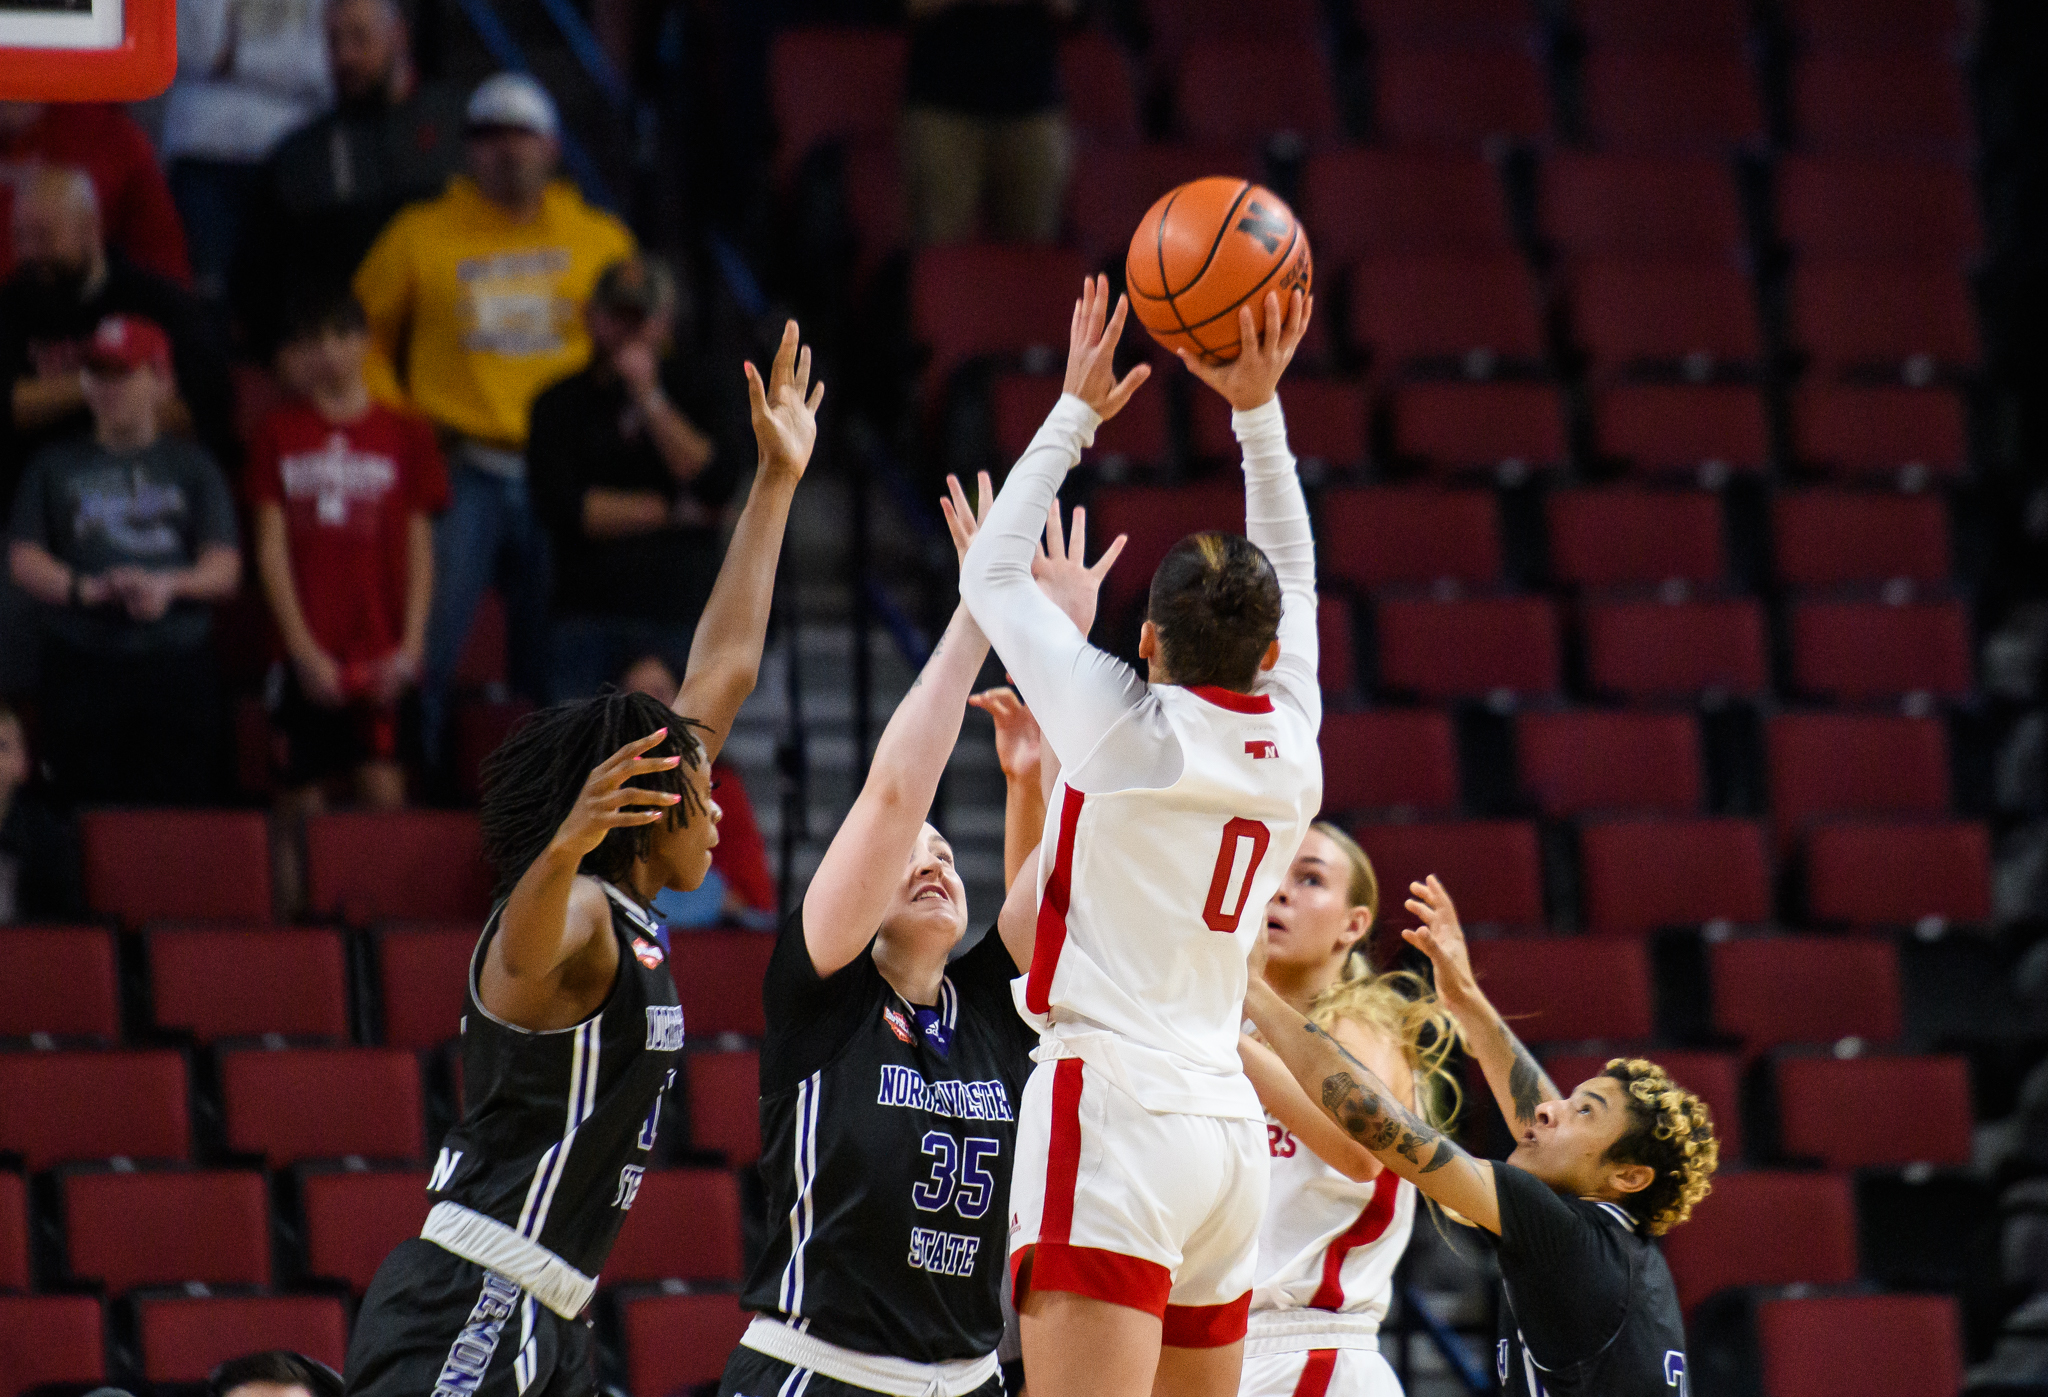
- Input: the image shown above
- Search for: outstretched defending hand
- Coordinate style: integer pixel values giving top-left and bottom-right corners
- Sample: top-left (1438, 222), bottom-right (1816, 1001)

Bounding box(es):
top-left (1063, 274), bottom-right (1151, 422)
top-left (969, 686), bottom-right (1041, 780)
top-left (745, 319), bottom-right (826, 479)
top-left (1401, 875), bottom-right (1481, 1008)
top-left (1178, 287), bottom-right (1312, 413)
top-left (939, 470), bottom-right (996, 566)
top-left (1030, 498), bottom-right (1124, 638)
top-left (548, 729), bottom-right (683, 863)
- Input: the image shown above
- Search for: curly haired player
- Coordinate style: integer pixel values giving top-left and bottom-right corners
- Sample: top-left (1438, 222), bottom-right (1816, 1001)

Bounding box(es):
top-left (1243, 876), bottom-right (1716, 1397)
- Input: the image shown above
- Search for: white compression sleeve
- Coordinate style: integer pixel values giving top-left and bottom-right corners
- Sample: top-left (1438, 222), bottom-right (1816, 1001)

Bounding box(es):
top-left (1234, 396), bottom-right (1322, 732)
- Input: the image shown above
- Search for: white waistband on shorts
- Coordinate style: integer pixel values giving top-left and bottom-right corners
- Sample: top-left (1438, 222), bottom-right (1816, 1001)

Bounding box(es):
top-left (421, 1201), bottom-right (597, 1321)
top-left (740, 1316), bottom-right (1001, 1397)
top-left (1245, 1309), bottom-right (1382, 1356)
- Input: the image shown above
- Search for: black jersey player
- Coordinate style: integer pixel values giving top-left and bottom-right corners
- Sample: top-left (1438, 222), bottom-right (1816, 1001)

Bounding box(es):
top-left (342, 321), bottom-right (824, 1397)
top-left (713, 479), bottom-right (1123, 1397)
top-left (1244, 877), bottom-right (1719, 1397)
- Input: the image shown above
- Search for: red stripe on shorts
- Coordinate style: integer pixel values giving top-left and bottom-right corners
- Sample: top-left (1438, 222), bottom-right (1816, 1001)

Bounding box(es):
top-left (1309, 1170), bottom-right (1401, 1310)
top-left (1041, 1058), bottom-right (1085, 1243)
top-left (1024, 787), bottom-right (1086, 1015)
top-left (1291, 1348), bottom-right (1338, 1397)
top-left (1031, 1243), bottom-right (1172, 1317)
top-left (1161, 1291), bottom-right (1252, 1347)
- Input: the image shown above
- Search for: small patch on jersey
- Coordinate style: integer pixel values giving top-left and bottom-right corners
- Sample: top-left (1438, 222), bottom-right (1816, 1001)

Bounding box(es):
top-left (633, 936), bottom-right (665, 969)
top-left (1245, 739), bottom-right (1279, 759)
top-left (883, 1006), bottom-right (915, 1044)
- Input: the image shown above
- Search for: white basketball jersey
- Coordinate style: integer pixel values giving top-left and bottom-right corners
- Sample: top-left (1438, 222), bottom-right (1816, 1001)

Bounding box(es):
top-left (1019, 683), bottom-right (1322, 1119)
top-left (1252, 1117), bottom-right (1415, 1333)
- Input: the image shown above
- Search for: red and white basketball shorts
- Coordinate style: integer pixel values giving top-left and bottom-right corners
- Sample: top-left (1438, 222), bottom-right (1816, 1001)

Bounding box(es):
top-left (1007, 1057), bottom-right (1268, 1347)
top-left (1238, 1346), bottom-right (1403, 1397)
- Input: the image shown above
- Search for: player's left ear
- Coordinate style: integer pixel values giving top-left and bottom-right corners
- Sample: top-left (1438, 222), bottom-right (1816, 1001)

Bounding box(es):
top-left (1607, 1161), bottom-right (1656, 1198)
top-left (1258, 638), bottom-right (1281, 672)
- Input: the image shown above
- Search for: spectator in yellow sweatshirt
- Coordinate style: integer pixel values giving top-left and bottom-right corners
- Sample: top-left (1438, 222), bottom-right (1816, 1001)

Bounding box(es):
top-left (352, 72), bottom-right (633, 778)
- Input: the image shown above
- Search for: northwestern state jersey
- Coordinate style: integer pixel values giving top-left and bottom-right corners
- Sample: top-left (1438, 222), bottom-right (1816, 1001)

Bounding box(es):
top-left (1251, 1117), bottom-right (1414, 1335)
top-left (429, 881), bottom-right (684, 1282)
top-left (1023, 684), bottom-right (1321, 1119)
top-left (743, 913), bottom-right (1036, 1364)
top-left (1490, 1164), bottom-right (1691, 1397)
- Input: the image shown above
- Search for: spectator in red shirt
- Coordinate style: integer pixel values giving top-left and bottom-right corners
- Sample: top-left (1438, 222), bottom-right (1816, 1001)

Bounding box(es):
top-left (248, 288), bottom-right (447, 817)
top-left (0, 102), bottom-right (192, 286)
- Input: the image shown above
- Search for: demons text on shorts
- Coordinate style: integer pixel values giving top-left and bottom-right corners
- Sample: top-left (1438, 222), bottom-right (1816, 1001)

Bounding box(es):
top-left (431, 1271), bottom-right (521, 1397)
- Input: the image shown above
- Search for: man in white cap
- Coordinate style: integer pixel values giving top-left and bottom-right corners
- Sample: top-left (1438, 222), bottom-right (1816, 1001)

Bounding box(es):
top-left (352, 71), bottom-right (634, 783)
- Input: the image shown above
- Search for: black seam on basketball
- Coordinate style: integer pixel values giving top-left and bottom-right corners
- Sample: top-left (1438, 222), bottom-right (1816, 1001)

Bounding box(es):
top-left (1169, 227), bottom-right (1304, 336)
top-left (1155, 187), bottom-right (1196, 345)
top-left (1170, 181), bottom-right (1255, 300)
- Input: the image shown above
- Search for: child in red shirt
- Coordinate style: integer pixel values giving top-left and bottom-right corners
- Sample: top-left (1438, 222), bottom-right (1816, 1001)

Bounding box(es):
top-left (248, 290), bottom-right (448, 812)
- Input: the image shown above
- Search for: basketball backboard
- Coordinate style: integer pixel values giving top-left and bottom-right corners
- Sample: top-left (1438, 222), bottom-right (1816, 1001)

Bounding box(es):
top-left (0, 0), bottom-right (173, 101)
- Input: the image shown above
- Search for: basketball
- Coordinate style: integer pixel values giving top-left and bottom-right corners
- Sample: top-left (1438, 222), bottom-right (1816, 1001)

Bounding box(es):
top-left (1124, 177), bottom-right (1313, 365)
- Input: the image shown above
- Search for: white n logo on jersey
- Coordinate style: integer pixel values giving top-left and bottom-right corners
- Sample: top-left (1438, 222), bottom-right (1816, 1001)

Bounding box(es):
top-left (429, 1147), bottom-right (463, 1191)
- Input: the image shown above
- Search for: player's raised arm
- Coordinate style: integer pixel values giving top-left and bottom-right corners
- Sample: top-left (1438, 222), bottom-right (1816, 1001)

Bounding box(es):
top-left (1178, 288), bottom-right (1320, 729)
top-left (672, 319), bottom-right (823, 765)
top-left (959, 275), bottom-right (1158, 784)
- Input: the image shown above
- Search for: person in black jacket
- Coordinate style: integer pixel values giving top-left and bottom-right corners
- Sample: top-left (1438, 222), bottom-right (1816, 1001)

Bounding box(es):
top-left (0, 701), bottom-right (84, 924)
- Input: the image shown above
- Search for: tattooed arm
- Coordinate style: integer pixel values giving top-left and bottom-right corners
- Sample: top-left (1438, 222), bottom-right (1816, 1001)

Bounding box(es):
top-left (1245, 978), bottom-right (1503, 1234)
top-left (1401, 875), bottom-right (1561, 1135)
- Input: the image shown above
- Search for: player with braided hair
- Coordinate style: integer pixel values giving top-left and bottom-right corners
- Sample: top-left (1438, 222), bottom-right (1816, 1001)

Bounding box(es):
top-left (1244, 874), bottom-right (1717, 1397)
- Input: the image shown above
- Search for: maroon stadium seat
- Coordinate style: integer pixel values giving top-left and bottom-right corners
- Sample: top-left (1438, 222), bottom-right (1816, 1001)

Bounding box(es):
top-left (1792, 261), bottom-right (1978, 376)
top-left (1659, 1171), bottom-right (1858, 1312)
top-left (221, 1047), bottom-right (424, 1166)
top-left (1190, 381), bottom-right (1367, 471)
top-left (1792, 385), bottom-right (1967, 480)
top-left (1805, 819), bottom-right (1991, 927)
top-left (376, 923), bottom-right (475, 1050)
top-left (673, 930), bottom-right (775, 1038)
top-left (1789, 598), bottom-right (1972, 701)
top-left (302, 1169), bottom-right (430, 1294)
top-left (65, 1170), bottom-right (269, 1292)
top-left (1775, 155), bottom-right (1980, 261)
top-left (1582, 597), bottom-right (1770, 700)
top-left (1376, 597), bottom-right (1562, 700)
top-left (991, 372), bottom-right (1170, 470)
top-left (1795, 50), bottom-right (1970, 154)
top-left (1319, 710), bottom-right (1461, 817)
top-left (1350, 255), bottom-right (1546, 370)
top-left (136, 1295), bottom-right (348, 1381)
top-left (1060, 33), bottom-right (1140, 144)
top-left (1542, 1048), bottom-right (1744, 1162)
top-left (1579, 819), bottom-right (1772, 936)
top-left (453, 695), bottom-right (534, 803)
top-left (1320, 596), bottom-right (1358, 698)
top-left (1145, 0), bottom-right (1321, 51)
top-left (1356, 0), bottom-right (1532, 47)
top-left (146, 926), bottom-right (350, 1042)
top-left (0, 1170), bottom-right (25, 1292)
top-left (1777, 1054), bottom-right (1973, 1169)
top-left (1516, 711), bottom-right (1702, 816)
top-left (1768, 713), bottom-right (1949, 849)
top-left (1772, 491), bottom-right (1951, 587)
top-left (1711, 935), bottom-right (1902, 1054)
top-left (1388, 382), bottom-right (1567, 476)
top-left (1374, 46), bottom-right (1550, 148)
top-left (1546, 489), bottom-right (1724, 587)
top-left (0, 926), bottom-right (119, 1040)
top-left (1320, 487), bottom-right (1503, 590)
top-left (1785, 0), bottom-right (1964, 48)
top-left (840, 140), bottom-right (908, 275)
top-left (1576, 0), bottom-right (1751, 48)
top-left (0, 1050), bottom-right (189, 1169)
top-left (622, 1292), bottom-right (753, 1396)
top-left (1572, 260), bottom-right (1762, 370)
top-left (687, 1050), bottom-right (762, 1166)
top-left (81, 809), bottom-right (272, 925)
top-left (0, 1295), bottom-right (105, 1391)
top-left (1582, 50), bottom-right (1764, 152)
top-left (768, 28), bottom-right (904, 174)
top-left (913, 245), bottom-right (1090, 393)
top-left (1302, 150), bottom-right (1516, 265)
top-left (1085, 484), bottom-right (1244, 626)
top-left (1543, 154), bottom-right (1746, 259)
top-left (1757, 1294), bottom-right (1963, 1397)
top-left (1468, 937), bottom-right (1654, 1043)
top-left (1066, 143), bottom-right (1252, 265)
top-left (606, 1168), bottom-right (745, 1284)
top-left (1346, 821), bottom-right (1544, 929)
top-left (1595, 385), bottom-right (1770, 477)
top-left (1178, 41), bottom-right (1339, 147)
top-left (305, 811), bottom-right (494, 924)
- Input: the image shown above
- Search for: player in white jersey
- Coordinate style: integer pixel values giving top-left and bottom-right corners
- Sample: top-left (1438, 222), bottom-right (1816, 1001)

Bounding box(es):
top-left (959, 277), bottom-right (1320, 1397)
top-left (1238, 824), bottom-right (1462, 1397)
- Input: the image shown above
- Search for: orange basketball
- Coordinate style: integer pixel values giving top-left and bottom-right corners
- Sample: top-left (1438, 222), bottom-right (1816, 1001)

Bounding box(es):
top-left (1125, 177), bottom-right (1312, 365)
